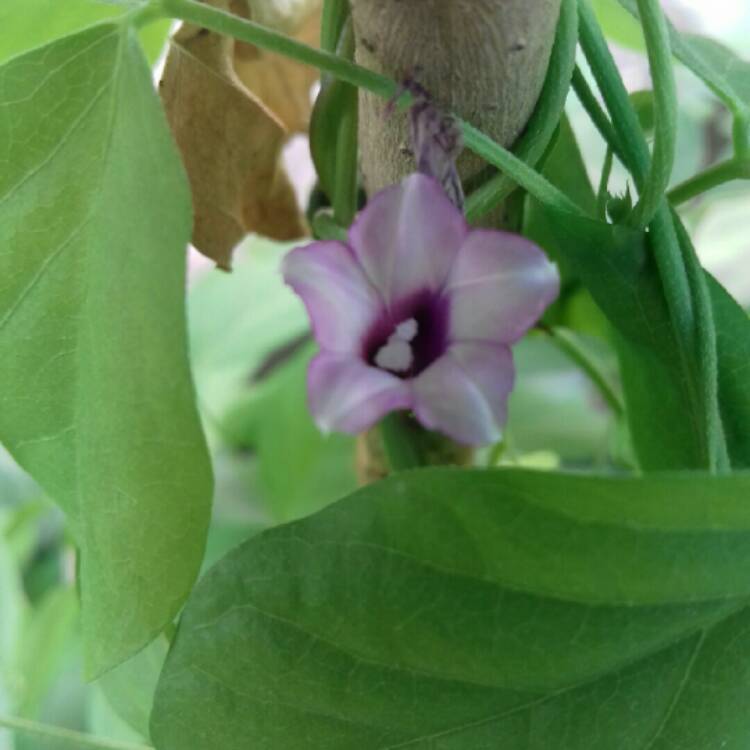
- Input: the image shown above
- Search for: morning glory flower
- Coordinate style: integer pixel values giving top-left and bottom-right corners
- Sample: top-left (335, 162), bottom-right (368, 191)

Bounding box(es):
top-left (282, 173), bottom-right (559, 445)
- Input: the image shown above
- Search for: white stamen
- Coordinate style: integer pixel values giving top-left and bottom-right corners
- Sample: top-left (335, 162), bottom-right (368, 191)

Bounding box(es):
top-left (374, 318), bottom-right (419, 373)
top-left (395, 318), bottom-right (418, 342)
top-left (375, 340), bottom-right (413, 372)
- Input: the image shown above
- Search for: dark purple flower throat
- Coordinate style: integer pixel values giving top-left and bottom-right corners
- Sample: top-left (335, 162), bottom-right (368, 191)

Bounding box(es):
top-left (363, 289), bottom-right (449, 378)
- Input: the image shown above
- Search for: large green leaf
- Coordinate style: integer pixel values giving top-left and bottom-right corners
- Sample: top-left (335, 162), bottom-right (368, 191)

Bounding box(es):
top-left (152, 469), bottom-right (750, 749)
top-left (0, 0), bottom-right (171, 65)
top-left (0, 24), bottom-right (212, 677)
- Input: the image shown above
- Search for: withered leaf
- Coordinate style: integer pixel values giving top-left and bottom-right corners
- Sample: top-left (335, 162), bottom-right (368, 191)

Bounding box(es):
top-left (160, 0), bottom-right (321, 269)
top-left (234, 9), bottom-right (322, 134)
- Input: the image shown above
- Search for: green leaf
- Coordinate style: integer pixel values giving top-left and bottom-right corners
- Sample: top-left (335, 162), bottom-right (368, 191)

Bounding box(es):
top-left (0, 24), bottom-right (212, 677)
top-left (676, 35), bottom-right (750, 116)
top-left (320, 0), bottom-right (350, 54)
top-left (309, 77), bottom-right (359, 209)
top-left (710, 276), bottom-right (750, 468)
top-left (0, 449), bottom-right (40, 511)
top-left (591, 0), bottom-right (645, 50)
top-left (629, 89), bottom-right (655, 137)
top-left (152, 468), bottom-right (750, 749)
top-left (138, 18), bottom-right (174, 65)
top-left (531, 197), bottom-right (750, 472)
top-left (88, 685), bottom-right (149, 746)
top-left (310, 6), bottom-right (359, 227)
top-left (0, 0), bottom-right (171, 65)
top-left (540, 207), bottom-right (712, 470)
top-left (98, 634), bottom-right (169, 740)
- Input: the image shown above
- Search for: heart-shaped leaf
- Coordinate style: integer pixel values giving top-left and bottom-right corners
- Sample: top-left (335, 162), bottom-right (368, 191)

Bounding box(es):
top-left (151, 468), bottom-right (750, 749)
top-left (0, 23), bottom-right (212, 678)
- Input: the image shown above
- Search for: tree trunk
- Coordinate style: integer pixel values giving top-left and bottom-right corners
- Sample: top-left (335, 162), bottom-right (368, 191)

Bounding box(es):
top-left (351, 0), bottom-right (562, 204)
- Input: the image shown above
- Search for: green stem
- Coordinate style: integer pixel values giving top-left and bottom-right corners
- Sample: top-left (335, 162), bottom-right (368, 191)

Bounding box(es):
top-left (596, 147), bottom-right (614, 219)
top-left (460, 122), bottom-right (581, 214)
top-left (158, 0), bottom-right (584, 216)
top-left (331, 20), bottom-right (359, 226)
top-left (577, 2), bottom-right (650, 187)
top-left (486, 439), bottom-right (508, 467)
top-left (571, 66), bottom-right (628, 167)
top-left (668, 157), bottom-right (750, 205)
top-left (543, 327), bottom-right (625, 417)
top-left (320, 0), bottom-right (350, 54)
top-left (464, 0), bottom-right (578, 222)
top-left (379, 413), bottom-right (426, 472)
top-left (160, 0), bottom-right (395, 97)
top-left (632, 0), bottom-right (678, 227)
top-left (577, 0), bottom-right (691, 320)
top-left (333, 99), bottom-right (358, 225)
top-left (0, 715), bottom-right (152, 750)
top-left (732, 113), bottom-right (750, 159)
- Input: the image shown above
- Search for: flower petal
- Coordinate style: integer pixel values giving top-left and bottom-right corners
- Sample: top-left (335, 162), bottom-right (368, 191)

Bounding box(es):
top-left (349, 174), bottom-right (467, 305)
top-left (282, 241), bottom-right (381, 353)
top-left (308, 352), bottom-right (413, 435)
top-left (412, 342), bottom-right (515, 445)
top-left (446, 230), bottom-right (559, 344)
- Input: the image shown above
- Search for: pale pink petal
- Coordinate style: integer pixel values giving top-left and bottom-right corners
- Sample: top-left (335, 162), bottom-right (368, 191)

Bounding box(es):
top-left (349, 174), bottom-right (467, 305)
top-left (446, 230), bottom-right (559, 344)
top-left (308, 352), bottom-right (413, 435)
top-left (412, 342), bottom-right (515, 445)
top-left (282, 241), bottom-right (382, 353)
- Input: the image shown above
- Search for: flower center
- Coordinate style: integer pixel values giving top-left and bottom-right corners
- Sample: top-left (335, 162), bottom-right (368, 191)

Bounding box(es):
top-left (374, 318), bottom-right (418, 373)
top-left (364, 290), bottom-right (449, 378)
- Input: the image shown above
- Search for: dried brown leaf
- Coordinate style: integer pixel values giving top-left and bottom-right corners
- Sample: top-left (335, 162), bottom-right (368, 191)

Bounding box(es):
top-left (159, 0), bottom-right (321, 269)
top-left (234, 9), bottom-right (321, 134)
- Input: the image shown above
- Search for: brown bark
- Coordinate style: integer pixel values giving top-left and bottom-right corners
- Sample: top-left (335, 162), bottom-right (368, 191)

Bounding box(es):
top-left (351, 0), bottom-right (562, 197)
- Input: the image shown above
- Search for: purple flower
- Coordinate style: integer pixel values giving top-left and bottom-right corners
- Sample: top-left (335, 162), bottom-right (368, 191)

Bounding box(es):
top-left (282, 174), bottom-right (559, 445)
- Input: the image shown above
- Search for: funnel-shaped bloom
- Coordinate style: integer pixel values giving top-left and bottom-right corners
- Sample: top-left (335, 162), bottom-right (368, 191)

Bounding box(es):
top-left (283, 174), bottom-right (559, 445)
